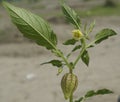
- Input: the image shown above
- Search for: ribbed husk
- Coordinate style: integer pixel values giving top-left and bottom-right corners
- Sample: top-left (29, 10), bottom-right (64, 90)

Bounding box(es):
top-left (61, 73), bottom-right (78, 99)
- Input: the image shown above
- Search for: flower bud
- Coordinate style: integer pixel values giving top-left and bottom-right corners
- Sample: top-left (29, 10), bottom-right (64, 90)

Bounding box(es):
top-left (72, 29), bottom-right (83, 40)
top-left (61, 73), bottom-right (78, 99)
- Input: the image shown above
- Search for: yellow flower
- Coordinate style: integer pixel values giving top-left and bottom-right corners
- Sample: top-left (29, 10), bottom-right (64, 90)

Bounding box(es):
top-left (72, 29), bottom-right (83, 40)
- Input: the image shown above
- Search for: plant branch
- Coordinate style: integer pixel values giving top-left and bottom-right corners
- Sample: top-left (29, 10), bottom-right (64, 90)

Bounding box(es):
top-left (73, 38), bottom-right (86, 67)
top-left (73, 47), bottom-right (86, 67)
top-left (56, 49), bottom-right (72, 72)
top-left (86, 40), bottom-right (95, 48)
top-left (73, 38), bottom-right (98, 67)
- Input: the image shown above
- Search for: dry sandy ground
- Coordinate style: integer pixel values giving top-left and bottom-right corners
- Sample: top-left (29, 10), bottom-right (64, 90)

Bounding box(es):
top-left (0, 1), bottom-right (120, 102)
top-left (0, 16), bottom-right (120, 102)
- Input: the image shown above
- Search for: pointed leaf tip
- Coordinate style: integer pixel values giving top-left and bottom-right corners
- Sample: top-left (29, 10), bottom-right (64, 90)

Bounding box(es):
top-left (41, 60), bottom-right (63, 68)
top-left (61, 2), bottom-right (81, 28)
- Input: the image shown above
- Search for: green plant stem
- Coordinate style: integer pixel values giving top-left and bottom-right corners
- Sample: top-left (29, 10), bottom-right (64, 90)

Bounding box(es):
top-left (73, 38), bottom-right (97, 67)
top-left (56, 49), bottom-right (72, 72)
top-left (73, 38), bottom-right (86, 67)
top-left (86, 40), bottom-right (96, 48)
top-left (81, 97), bottom-right (86, 102)
top-left (69, 94), bottom-right (73, 102)
top-left (73, 46), bottom-right (86, 67)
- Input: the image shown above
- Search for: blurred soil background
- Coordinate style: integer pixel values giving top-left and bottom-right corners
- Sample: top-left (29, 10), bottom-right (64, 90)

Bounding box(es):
top-left (0, 0), bottom-right (120, 102)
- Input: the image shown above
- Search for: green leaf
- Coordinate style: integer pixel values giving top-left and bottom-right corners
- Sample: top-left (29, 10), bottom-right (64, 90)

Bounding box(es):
top-left (41, 60), bottom-right (63, 67)
top-left (63, 39), bottom-right (77, 45)
top-left (88, 20), bottom-right (95, 34)
top-left (72, 45), bottom-right (81, 52)
top-left (81, 50), bottom-right (89, 66)
top-left (87, 45), bottom-right (94, 48)
top-left (96, 89), bottom-right (113, 95)
top-left (66, 53), bottom-right (71, 58)
top-left (76, 89), bottom-right (113, 102)
top-left (95, 28), bottom-right (117, 44)
top-left (85, 89), bottom-right (113, 98)
top-left (85, 90), bottom-right (96, 98)
top-left (75, 97), bottom-right (84, 102)
top-left (61, 2), bottom-right (81, 29)
top-left (66, 45), bottom-right (81, 58)
top-left (3, 2), bottom-right (57, 50)
top-left (84, 23), bottom-right (87, 35)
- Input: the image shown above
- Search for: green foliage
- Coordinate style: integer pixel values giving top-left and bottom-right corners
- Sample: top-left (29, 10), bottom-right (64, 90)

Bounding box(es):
top-left (3, 1), bottom-right (117, 102)
top-left (75, 89), bottom-right (113, 102)
top-left (63, 39), bottom-right (77, 45)
top-left (83, 20), bottom-right (95, 39)
top-left (85, 88), bottom-right (113, 97)
top-left (75, 97), bottom-right (83, 102)
top-left (72, 45), bottom-right (81, 52)
top-left (60, 2), bottom-right (81, 29)
top-left (3, 2), bottom-right (57, 50)
top-left (96, 88), bottom-right (113, 95)
top-left (41, 60), bottom-right (63, 68)
top-left (81, 50), bottom-right (89, 66)
top-left (85, 90), bottom-right (96, 98)
top-left (95, 28), bottom-right (117, 44)
top-left (87, 20), bottom-right (95, 34)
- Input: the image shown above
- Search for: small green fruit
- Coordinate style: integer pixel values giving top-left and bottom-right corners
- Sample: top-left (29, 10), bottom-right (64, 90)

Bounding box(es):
top-left (61, 73), bottom-right (78, 99)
